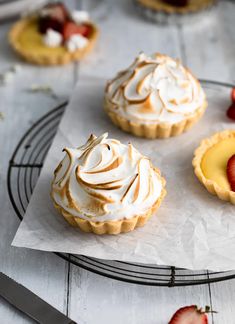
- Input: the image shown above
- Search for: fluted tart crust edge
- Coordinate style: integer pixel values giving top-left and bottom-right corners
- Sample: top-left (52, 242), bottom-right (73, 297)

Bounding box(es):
top-left (51, 167), bottom-right (166, 235)
top-left (192, 129), bottom-right (235, 205)
top-left (104, 98), bottom-right (208, 139)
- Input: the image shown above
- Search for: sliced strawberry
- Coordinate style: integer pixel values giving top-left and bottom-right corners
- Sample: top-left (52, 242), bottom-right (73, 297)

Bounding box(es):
top-left (227, 102), bottom-right (235, 121)
top-left (62, 22), bottom-right (91, 41)
top-left (169, 305), bottom-right (209, 324)
top-left (227, 155), bottom-right (235, 192)
top-left (231, 88), bottom-right (235, 103)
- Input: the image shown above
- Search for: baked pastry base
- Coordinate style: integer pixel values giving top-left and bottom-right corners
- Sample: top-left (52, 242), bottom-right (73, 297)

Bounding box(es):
top-left (9, 17), bottom-right (98, 66)
top-left (104, 99), bottom-right (207, 139)
top-left (52, 169), bottom-right (166, 235)
top-left (192, 130), bottom-right (235, 205)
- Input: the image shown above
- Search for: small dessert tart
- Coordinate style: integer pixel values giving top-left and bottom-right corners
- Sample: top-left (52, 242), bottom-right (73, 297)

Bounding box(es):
top-left (136, 0), bottom-right (215, 14)
top-left (193, 130), bottom-right (235, 204)
top-left (104, 52), bottom-right (207, 139)
top-left (134, 0), bottom-right (216, 24)
top-left (51, 133), bottom-right (166, 235)
top-left (9, 3), bottom-right (98, 65)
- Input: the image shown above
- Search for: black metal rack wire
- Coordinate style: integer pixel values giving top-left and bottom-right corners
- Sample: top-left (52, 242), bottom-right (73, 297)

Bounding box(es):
top-left (7, 80), bottom-right (235, 286)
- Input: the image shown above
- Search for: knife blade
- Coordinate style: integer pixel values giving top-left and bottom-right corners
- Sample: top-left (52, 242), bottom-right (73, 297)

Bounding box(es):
top-left (0, 272), bottom-right (76, 324)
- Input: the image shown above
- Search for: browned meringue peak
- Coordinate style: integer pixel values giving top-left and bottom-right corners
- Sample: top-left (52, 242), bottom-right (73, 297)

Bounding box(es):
top-left (105, 52), bottom-right (206, 124)
top-left (51, 133), bottom-right (163, 221)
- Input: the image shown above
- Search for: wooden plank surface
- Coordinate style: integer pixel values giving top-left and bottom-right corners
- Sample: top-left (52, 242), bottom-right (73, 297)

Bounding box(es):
top-left (0, 19), bottom-right (74, 323)
top-left (0, 0), bottom-right (234, 323)
top-left (180, 2), bottom-right (235, 323)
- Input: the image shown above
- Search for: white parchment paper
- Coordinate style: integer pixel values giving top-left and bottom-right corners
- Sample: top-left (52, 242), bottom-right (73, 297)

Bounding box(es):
top-left (12, 78), bottom-right (235, 271)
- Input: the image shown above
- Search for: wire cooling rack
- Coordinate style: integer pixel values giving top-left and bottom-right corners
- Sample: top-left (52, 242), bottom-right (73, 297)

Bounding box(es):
top-left (7, 80), bottom-right (235, 286)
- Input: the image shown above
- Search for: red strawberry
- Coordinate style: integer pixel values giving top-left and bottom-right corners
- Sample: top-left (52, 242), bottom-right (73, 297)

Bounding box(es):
top-left (62, 22), bottom-right (91, 41)
top-left (227, 155), bottom-right (235, 192)
top-left (227, 102), bottom-right (235, 121)
top-left (231, 88), bottom-right (235, 103)
top-left (38, 2), bottom-right (70, 34)
top-left (164, 0), bottom-right (188, 6)
top-left (38, 17), bottom-right (63, 34)
top-left (169, 305), bottom-right (210, 324)
top-left (41, 2), bottom-right (70, 23)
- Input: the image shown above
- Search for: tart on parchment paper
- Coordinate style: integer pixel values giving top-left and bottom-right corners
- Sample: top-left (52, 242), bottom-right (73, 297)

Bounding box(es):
top-left (104, 53), bottom-right (207, 139)
top-left (193, 130), bottom-right (235, 205)
top-left (51, 133), bottom-right (166, 234)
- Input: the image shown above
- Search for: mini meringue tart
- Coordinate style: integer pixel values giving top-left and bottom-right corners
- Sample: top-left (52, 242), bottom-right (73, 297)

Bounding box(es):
top-left (51, 133), bottom-right (166, 235)
top-left (192, 130), bottom-right (235, 204)
top-left (9, 7), bottom-right (98, 66)
top-left (104, 53), bottom-right (207, 139)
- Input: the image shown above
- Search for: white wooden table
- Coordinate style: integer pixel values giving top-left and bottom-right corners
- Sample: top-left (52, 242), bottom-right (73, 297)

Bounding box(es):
top-left (0, 0), bottom-right (235, 323)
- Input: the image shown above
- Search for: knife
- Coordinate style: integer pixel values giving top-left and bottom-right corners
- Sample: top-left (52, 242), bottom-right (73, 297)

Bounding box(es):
top-left (0, 272), bottom-right (76, 324)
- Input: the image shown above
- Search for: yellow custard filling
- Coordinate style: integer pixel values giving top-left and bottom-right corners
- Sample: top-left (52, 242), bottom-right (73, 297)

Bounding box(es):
top-left (17, 20), bottom-right (67, 55)
top-left (201, 138), bottom-right (235, 190)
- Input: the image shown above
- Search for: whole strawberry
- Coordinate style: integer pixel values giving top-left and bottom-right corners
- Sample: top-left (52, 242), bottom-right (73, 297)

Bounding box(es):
top-left (227, 88), bottom-right (235, 121)
top-left (227, 154), bottom-right (235, 192)
top-left (38, 2), bottom-right (70, 34)
top-left (169, 305), bottom-right (211, 324)
top-left (227, 103), bottom-right (235, 120)
top-left (40, 2), bottom-right (70, 23)
top-left (39, 17), bottom-right (63, 34)
top-left (164, 0), bottom-right (188, 6)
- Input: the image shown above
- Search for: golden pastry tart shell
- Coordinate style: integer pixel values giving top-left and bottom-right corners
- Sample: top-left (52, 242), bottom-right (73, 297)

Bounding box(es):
top-left (51, 168), bottom-right (166, 235)
top-left (104, 98), bottom-right (207, 139)
top-left (136, 0), bottom-right (216, 14)
top-left (9, 17), bottom-right (98, 66)
top-left (192, 130), bottom-right (235, 204)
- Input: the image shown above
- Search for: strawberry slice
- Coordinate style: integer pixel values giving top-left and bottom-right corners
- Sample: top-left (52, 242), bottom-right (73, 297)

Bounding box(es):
top-left (169, 305), bottom-right (210, 324)
top-left (227, 102), bottom-right (235, 121)
top-left (227, 155), bottom-right (235, 192)
top-left (62, 22), bottom-right (91, 41)
top-left (231, 88), bottom-right (235, 103)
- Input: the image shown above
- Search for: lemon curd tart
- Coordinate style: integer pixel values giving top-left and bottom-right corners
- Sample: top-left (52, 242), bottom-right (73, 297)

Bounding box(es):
top-left (136, 0), bottom-right (216, 14)
top-left (134, 0), bottom-right (216, 24)
top-left (9, 3), bottom-right (98, 65)
top-left (193, 130), bottom-right (235, 204)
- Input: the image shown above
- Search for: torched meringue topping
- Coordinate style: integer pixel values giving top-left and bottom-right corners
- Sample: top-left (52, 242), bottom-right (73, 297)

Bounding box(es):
top-left (105, 53), bottom-right (206, 124)
top-left (51, 133), bottom-right (163, 222)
